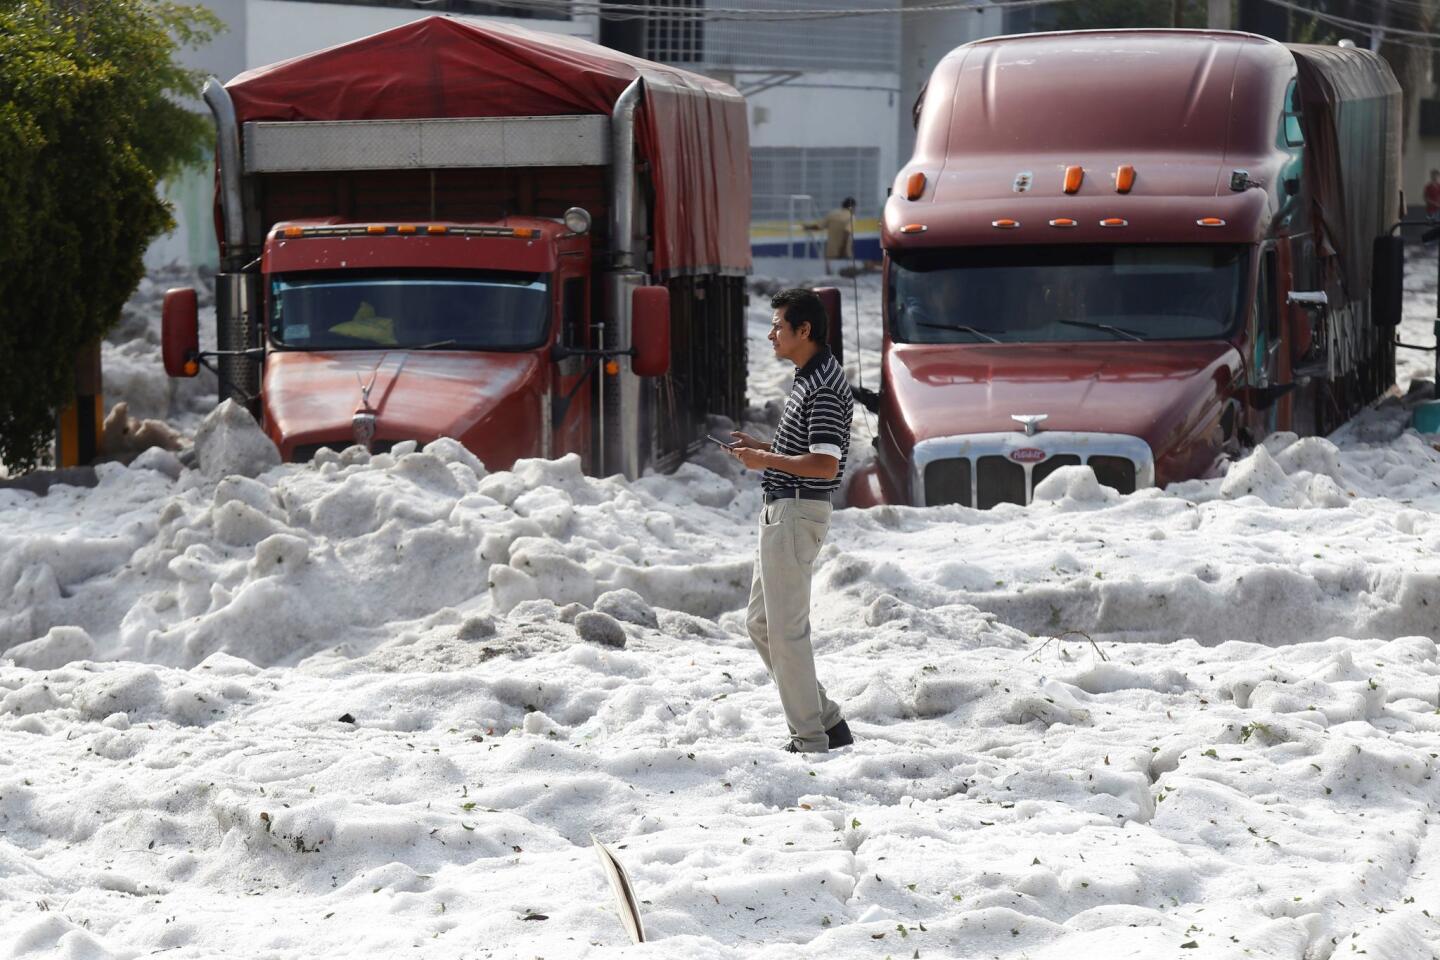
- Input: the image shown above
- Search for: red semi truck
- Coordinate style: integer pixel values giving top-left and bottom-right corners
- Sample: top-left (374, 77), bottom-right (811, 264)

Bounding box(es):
top-left (162, 17), bottom-right (750, 478)
top-left (849, 30), bottom-right (1403, 509)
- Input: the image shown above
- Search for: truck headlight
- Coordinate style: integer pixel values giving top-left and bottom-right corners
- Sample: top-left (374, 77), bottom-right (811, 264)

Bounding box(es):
top-left (563, 207), bottom-right (592, 235)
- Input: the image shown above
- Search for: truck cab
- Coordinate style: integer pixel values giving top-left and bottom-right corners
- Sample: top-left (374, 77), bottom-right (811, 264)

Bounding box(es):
top-left (258, 217), bottom-right (597, 469)
top-left (157, 17), bottom-right (749, 478)
top-left (850, 30), bottom-right (1401, 509)
top-left (165, 212), bottom-right (673, 472)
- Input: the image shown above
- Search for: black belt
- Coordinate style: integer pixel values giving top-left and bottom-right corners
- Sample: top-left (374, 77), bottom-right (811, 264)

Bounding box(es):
top-left (764, 488), bottom-right (831, 504)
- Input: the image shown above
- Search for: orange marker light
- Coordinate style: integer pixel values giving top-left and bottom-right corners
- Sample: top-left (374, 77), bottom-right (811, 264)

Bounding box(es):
top-left (366, 224), bottom-right (386, 235)
top-left (1099, 218), bottom-right (1128, 228)
top-left (282, 226), bottom-right (304, 238)
top-left (991, 219), bottom-right (1019, 229)
top-left (605, 360), bottom-right (620, 375)
top-left (905, 171), bottom-right (927, 201)
top-left (900, 223), bottom-right (928, 234)
top-left (426, 225), bottom-right (448, 235)
top-left (513, 227), bottom-right (538, 239)
top-left (1063, 165), bottom-right (1084, 195)
top-left (397, 224), bottom-right (417, 235)
top-left (1048, 218), bottom-right (1077, 228)
top-left (183, 359), bottom-right (199, 376)
top-left (1115, 164), bottom-right (1136, 193)
top-left (1197, 217), bottom-right (1226, 227)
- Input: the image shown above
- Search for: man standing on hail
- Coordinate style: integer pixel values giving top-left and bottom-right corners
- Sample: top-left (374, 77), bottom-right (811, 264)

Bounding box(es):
top-left (728, 289), bottom-right (853, 753)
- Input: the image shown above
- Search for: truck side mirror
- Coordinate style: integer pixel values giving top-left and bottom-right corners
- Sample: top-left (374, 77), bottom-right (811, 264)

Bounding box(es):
top-left (1371, 234), bottom-right (1403, 328)
top-left (813, 286), bottom-right (844, 364)
top-left (631, 286), bottom-right (670, 377)
top-left (162, 287), bottom-right (200, 378)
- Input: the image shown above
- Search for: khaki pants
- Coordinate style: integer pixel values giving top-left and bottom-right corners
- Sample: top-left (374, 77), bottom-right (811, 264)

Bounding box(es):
top-left (746, 497), bottom-right (844, 752)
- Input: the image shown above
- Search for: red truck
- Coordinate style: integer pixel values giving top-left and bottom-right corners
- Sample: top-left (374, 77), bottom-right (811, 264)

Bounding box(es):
top-left (849, 30), bottom-right (1403, 509)
top-left (161, 17), bottom-right (750, 478)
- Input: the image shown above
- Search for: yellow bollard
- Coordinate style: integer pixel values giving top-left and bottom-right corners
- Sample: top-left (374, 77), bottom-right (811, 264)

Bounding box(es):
top-left (56, 339), bottom-right (102, 467)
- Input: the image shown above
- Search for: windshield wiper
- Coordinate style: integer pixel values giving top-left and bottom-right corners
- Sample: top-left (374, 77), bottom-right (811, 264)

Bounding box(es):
top-left (912, 321), bottom-right (1005, 344)
top-left (409, 339), bottom-right (459, 350)
top-left (1056, 319), bottom-right (1147, 342)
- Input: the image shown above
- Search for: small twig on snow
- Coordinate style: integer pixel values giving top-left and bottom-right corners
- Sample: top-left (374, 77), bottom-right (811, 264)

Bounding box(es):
top-left (1024, 629), bottom-right (1109, 663)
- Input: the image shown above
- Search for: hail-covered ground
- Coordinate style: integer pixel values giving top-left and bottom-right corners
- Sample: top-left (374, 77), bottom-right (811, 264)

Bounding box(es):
top-left (2, 252), bottom-right (1440, 960)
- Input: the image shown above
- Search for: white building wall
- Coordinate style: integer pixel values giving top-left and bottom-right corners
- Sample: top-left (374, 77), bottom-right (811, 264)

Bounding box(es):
top-left (746, 71), bottom-right (900, 219)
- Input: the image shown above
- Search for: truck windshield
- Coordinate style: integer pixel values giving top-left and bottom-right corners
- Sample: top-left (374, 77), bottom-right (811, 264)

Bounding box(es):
top-left (270, 271), bottom-right (549, 351)
top-left (889, 245), bottom-right (1249, 344)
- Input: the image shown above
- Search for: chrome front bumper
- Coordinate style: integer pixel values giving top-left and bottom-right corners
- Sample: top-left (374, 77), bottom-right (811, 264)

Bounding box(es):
top-left (911, 431), bottom-right (1155, 507)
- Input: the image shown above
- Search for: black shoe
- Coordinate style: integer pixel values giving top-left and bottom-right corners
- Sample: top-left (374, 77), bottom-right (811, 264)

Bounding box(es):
top-left (826, 719), bottom-right (853, 749)
top-left (784, 742), bottom-right (800, 753)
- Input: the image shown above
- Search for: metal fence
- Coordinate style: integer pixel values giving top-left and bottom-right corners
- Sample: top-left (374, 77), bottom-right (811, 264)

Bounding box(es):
top-left (272, 0), bottom-right (572, 17)
top-left (645, 0), bottom-right (899, 73)
top-left (751, 146), bottom-right (882, 221)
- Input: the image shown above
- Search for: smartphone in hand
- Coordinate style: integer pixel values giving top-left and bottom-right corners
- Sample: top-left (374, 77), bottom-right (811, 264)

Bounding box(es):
top-left (707, 434), bottom-right (739, 449)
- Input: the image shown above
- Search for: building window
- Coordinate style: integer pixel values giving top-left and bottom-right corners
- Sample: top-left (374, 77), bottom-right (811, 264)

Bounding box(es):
top-left (646, 0), bottom-right (705, 63)
top-left (751, 146), bottom-right (881, 222)
top-left (646, 0), bottom-right (898, 73)
top-left (1422, 99), bottom-right (1440, 139)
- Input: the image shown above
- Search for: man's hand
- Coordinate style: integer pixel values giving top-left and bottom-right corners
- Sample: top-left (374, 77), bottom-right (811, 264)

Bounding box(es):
top-left (732, 446), bottom-right (770, 471)
top-left (729, 431), bottom-right (768, 451)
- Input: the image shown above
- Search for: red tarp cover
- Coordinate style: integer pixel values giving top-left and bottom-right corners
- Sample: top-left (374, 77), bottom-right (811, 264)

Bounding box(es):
top-left (224, 16), bottom-right (751, 277)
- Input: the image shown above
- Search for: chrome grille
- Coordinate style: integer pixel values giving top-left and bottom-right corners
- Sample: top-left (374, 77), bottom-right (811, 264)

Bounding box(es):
top-left (976, 456), bottom-right (1025, 510)
top-left (912, 432), bottom-right (1154, 508)
top-left (1030, 454), bottom-right (1082, 489)
top-left (1088, 456), bottom-right (1138, 494)
top-left (291, 439), bottom-right (400, 463)
top-left (923, 458), bottom-right (972, 507)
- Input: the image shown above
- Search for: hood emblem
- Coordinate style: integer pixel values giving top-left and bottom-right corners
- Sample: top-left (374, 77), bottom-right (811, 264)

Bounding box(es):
top-left (353, 369), bottom-right (379, 451)
top-left (1011, 414), bottom-right (1048, 437)
top-left (1010, 447), bottom-right (1047, 463)
top-left (352, 409), bottom-right (377, 450)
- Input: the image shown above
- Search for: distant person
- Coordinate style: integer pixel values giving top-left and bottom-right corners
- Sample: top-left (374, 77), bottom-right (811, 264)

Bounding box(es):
top-left (1426, 169), bottom-right (1440, 222)
top-left (808, 197), bottom-right (855, 274)
top-left (728, 288), bottom-right (852, 754)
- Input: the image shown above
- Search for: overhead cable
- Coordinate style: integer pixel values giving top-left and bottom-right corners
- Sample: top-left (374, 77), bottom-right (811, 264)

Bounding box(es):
top-left (437, 0), bottom-right (1084, 22)
top-left (1261, 0), bottom-right (1440, 41)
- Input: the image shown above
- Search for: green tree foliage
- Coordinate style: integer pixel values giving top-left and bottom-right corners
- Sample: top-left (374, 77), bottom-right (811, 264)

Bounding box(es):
top-left (1047, 0), bottom-right (1211, 31)
top-left (0, 0), bottom-right (217, 470)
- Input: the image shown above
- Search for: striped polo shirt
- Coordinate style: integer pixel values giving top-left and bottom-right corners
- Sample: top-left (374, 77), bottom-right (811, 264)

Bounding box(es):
top-left (762, 346), bottom-right (852, 494)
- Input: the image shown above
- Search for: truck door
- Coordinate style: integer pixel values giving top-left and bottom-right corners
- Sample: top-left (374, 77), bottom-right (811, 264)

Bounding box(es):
top-left (553, 266), bottom-right (594, 469)
top-left (1247, 245), bottom-right (1283, 438)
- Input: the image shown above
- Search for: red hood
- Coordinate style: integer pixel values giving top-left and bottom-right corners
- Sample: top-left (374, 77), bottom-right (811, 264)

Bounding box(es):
top-left (263, 350), bottom-right (544, 463)
top-left (886, 339), bottom-right (1240, 458)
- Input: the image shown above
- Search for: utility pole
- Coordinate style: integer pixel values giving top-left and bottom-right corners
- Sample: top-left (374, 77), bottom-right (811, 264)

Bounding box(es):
top-left (1208, 0), bottom-right (1232, 30)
